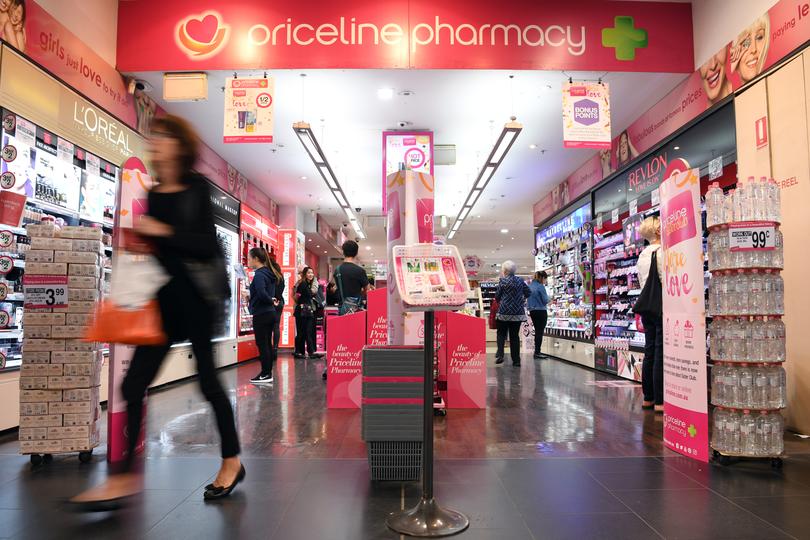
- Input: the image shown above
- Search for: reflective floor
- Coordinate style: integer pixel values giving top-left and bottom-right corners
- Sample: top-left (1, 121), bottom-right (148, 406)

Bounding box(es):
top-left (0, 353), bottom-right (809, 539)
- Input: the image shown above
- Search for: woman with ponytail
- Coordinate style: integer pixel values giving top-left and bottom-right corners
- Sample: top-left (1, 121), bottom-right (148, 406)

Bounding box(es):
top-left (247, 247), bottom-right (278, 384)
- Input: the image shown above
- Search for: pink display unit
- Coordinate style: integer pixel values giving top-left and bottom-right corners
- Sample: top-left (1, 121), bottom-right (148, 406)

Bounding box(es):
top-left (326, 311), bottom-right (367, 408)
top-left (367, 288), bottom-right (388, 346)
top-left (444, 312), bottom-right (487, 409)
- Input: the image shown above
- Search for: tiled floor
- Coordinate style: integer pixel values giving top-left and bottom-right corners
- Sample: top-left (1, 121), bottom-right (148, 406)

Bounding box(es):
top-left (0, 353), bottom-right (809, 539)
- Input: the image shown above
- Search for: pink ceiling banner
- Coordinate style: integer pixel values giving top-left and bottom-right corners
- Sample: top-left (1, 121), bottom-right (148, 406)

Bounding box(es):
top-left (23, 0), bottom-right (136, 128)
top-left (567, 154), bottom-right (604, 202)
top-left (532, 193), bottom-right (554, 226)
top-left (116, 0), bottom-right (693, 73)
top-left (195, 142), bottom-right (229, 192)
top-left (246, 182), bottom-right (273, 217)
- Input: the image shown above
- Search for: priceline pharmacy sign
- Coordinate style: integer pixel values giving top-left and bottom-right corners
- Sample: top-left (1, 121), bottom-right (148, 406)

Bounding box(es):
top-left (117, 0), bottom-right (694, 72)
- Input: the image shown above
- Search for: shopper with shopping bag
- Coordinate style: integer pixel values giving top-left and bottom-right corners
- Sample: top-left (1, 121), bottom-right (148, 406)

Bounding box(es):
top-left (634, 216), bottom-right (664, 413)
top-left (71, 116), bottom-right (244, 509)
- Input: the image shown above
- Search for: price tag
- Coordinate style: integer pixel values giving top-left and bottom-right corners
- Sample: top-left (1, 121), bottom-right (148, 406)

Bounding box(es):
top-left (0, 171), bottom-right (15, 189)
top-left (0, 230), bottom-right (13, 248)
top-left (728, 223), bottom-right (776, 251)
top-left (596, 214), bottom-right (603, 229)
top-left (0, 282), bottom-right (8, 301)
top-left (708, 156), bottom-right (723, 181)
top-left (651, 188), bottom-right (660, 207)
top-left (611, 208), bottom-right (619, 224)
top-left (0, 256), bottom-right (14, 274)
top-left (23, 275), bottom-right (68, 308)
top-left (0, 310), bottom-right (10, 328)
top-left (2, 113), bottom-right (15, 131)
top-left (256, 92), bottom-right (273, 108)
top-left (1, 144), bottom-right (16, 162)
top-left (629, 198), bottom-right (638, 216)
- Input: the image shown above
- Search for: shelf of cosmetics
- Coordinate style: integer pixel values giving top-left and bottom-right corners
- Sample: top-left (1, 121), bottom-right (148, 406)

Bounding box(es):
top-left (711, 409), bottom-right (784, 457)
top-left (707, 271), bottom-right (784, 317)
top-left (705, 177), bottom-right (782, 228)
top-left (707, 228), bottom-right (783, 272)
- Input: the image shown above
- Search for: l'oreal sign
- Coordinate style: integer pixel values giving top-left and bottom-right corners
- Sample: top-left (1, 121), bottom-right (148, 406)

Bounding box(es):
top-left (72, 101), bottom-right (133, 158)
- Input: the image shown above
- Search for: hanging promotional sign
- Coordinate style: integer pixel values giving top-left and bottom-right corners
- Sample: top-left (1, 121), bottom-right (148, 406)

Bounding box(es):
top-left (660, 166), bottom-right (708, 462)
top-left (223, 77), bottom-right (275, 143)
top-left (117, 1), bottom-right (693, 73)
top-left (562, 82), bottom-right (611, 149)
top-left (382, 131), bottom-right (433, 213)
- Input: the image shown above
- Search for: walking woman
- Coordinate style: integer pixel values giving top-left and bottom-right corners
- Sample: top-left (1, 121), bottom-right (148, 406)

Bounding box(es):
top-left (294, 266), bottom-right (323, 359)
top-left (247, 247), bottom-right (280, 384)
top-left (71, 115), bottom-right (244, 508)
top-left (634, 216), bottom-right (664, 412)
top-left (528, 271), bottom-right (550, 359)
top-left (495, 260), bottom-right (530, 367)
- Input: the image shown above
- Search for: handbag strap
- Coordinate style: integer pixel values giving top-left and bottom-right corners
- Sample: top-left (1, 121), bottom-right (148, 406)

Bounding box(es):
top-left (336, 265), bottom-right (346, 301)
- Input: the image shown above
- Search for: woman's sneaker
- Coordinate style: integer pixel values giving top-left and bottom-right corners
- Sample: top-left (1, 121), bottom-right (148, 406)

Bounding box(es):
top-left (250, 373), bottom-right (273, 385)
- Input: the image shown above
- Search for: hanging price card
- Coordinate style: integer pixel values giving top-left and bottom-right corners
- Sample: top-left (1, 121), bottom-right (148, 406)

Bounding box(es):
top-left (629, 198), bottom-right (638, 216)
top-left (596, 214), bottom-right (603, 229)
top-left (611, 208), bottom-right (619, 224)
top-left (651, 188), bottom-right (660, 207)
top-left (23, 275), bottom-right (68, 308)
top-left (728, 222), bottom-right (776, 251)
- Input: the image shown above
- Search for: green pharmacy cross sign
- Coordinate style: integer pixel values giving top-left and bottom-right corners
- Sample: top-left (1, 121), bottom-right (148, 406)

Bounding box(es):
top-left (602, 16), bottom-right (649, 61)
top-left (688, 424), bottom-right (698, 438)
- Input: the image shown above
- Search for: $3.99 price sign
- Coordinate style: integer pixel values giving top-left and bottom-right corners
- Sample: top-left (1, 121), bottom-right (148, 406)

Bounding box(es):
top-left (729, 223), bottom-right (776, 251)
top-left (22, 275), bottom-right (68, 308)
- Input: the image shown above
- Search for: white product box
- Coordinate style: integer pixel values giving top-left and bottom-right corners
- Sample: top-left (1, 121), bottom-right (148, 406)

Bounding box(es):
top-left (68, 290), bottom-right (100, 303)
top-left (71, 240), bottom-right (103, 253)
top-left (55, 251), bottom-right (98, 264)
top-left (20, 364), bottom-right (63, 377)
top-left (61, 438), bottom-right (97, 452)
top-left (59, 226), bottom-right (102, 240)
top-left (64, 340), bottom-right (100, 352)
top-left (24, 262), bottom-right (67, 275)
top-left (66, 313), bottom-right (94, 326)
top-left (25, 223), bottom-right (57, 238)
top-left (26, 250), bottom-right (54, 263)
top-left (63, 387), bottom-right (100, 402)
top-left (19, 403), bottom-right (48, 416)
top-left (23, 339), bottom-right (65, 352)
top-left (62, 412), bottom-right (98, 427)
top-left (23, 313), bottom-right (65, 326)
top-left (29, 237), bottom-right (72, 251)
top-left (18, 427), bottom-right (47, 441)
top-left (26, 308), bottom-right (53, 313)
top-left (51, 350), bottom-right (98, 364)
top-left (20, 439), bottom-right (63, 454)
top-left (19, 414), bottom-right (62, 428)
top-left (63, 363), bottom-right (100, 377)
top-left (50, 400), bottom-right (93, 415)
top-left (47, 376), bottom-right (93, 389)
top-left (53, 301), bottom-right (95, 313)
top-left (19, 377), bottom-right (48, 390)
top-left (21, 351), bottom-right (50, 364)
top-left (65, 276), bottom-right (98, 290)
top-left (25, 326), bottom-right (52, 339)
top-left (47, 425), bottom-right (89, 439)
top-left (19, 389), bottom-right (62, 402)
top-left (51, 325), bottom-right (87, 339)
top-left (68, 264), bottom-right (100, 278)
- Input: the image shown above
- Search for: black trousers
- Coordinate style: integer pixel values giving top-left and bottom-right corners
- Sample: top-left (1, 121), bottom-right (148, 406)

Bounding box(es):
top-left (272, 309), bottom-right (281, 351)
top-left (496, 320), bottom-right (522, 364)
top-left (294, 314), bottom-right (316, 356)
top-left (641, 313), bottom-right (664, 405)
top-left (253, 311), bottom-right (277, 376)
top-left (529, 310), bottom-right (548, 355)
top-left (120, 280), bottom-right (240, 470)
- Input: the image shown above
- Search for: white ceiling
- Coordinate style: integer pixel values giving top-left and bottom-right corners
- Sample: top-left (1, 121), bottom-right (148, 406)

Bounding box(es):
top-left (131, 69), bottom-right (687, 277)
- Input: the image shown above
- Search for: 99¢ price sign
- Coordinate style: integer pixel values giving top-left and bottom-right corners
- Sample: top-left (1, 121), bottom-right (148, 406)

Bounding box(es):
top-left (22, 275), bottom-right (68, 308)
top-left (729, 223), bottom-right (776, 251)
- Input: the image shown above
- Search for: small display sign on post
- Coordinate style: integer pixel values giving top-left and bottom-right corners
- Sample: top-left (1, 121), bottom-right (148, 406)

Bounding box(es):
top-left (23, 275), bottom-right (68, 308)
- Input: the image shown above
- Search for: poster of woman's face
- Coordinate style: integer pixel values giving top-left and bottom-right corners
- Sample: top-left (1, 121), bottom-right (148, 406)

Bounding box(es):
top-left (700, 45), bottom-right (733, 106)
top-left (0, 0), bottom-right (26, 52)
top-left (730, 14), bottom-right (770, 84)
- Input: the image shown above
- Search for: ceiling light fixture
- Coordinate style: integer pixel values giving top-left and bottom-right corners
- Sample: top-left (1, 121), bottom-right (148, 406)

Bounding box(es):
top-left (674, 146), bottom-right (680, 150)
top-left (501, 229), bottom-right (509, 234)
top-left (448, 118), bottom-right (522, 241)
top-left (300, 176), bottom-right (308, 180)
top-left (293, 121), bottom-right (366, 239)
top-left (377, 87), bottom-right (394, 100)
top-left (365, 245), bottom-right (371, 250)
top-left (529, 144), bottom-right (537, 149)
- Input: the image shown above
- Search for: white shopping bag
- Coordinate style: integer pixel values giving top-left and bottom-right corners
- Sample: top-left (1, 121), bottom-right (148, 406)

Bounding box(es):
top-left (109, 250), bottom-right (169, 309)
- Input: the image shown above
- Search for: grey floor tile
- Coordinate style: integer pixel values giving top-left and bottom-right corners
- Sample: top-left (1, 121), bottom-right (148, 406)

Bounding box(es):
top-left (523, 512), bottom-right (663, 540)
top-left (735, 495), bottom-right (810, 540)
top-left (591, 469), bottom-right (705, 491)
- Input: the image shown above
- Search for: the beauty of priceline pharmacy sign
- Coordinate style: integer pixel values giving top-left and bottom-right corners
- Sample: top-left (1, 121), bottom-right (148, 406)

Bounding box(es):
top-left (117, 0), bottom-right (693, 72)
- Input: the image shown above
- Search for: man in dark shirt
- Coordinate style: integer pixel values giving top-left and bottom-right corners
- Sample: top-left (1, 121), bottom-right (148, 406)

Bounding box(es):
top-left (333, 240), bottom-right (368, 315)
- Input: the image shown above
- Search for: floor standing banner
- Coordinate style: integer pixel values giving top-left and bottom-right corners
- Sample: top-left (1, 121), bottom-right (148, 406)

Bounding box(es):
top-left (660, 166), bottom-right (709, 462)
top-left (326, 311), bottom-right (366, 408)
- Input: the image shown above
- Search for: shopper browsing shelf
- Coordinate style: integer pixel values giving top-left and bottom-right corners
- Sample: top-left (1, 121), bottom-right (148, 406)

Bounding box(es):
top-left (634, 216), bottom-right (664, 413)
top-left (247, 247), bottom-right (281, 385)
top-left (333, 240), bottom-right (368, 315)
top-left (294, 266), bottom-right (323, 359)
top-left (70, 115), bottom-right (243, 509)
top-left (529, 271), bottom-right (550, 360)
top-left (495, 260), bottom-right (530, 367)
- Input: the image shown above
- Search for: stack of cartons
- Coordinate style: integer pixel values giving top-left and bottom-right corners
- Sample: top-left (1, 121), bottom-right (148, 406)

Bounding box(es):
top-left (18, 224), bottom-right (104, 456)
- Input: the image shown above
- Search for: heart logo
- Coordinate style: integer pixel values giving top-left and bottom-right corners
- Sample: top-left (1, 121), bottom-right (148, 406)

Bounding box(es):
top-left (175, 11), bottom-right (230, 60)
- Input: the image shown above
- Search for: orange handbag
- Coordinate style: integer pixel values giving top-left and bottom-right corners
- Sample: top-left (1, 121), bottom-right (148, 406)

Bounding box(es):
top-left (84, 299), bottom-right (167, 345)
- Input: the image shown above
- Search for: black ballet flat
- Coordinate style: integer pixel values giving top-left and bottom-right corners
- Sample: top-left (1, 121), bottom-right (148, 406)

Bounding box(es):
top-left (203, 465), bottom-right (246, 501)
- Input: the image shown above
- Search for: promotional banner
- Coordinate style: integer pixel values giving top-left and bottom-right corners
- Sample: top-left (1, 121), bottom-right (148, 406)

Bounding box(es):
top-left (326, 311), bottom-right (366, 408)
top-left (366, 287), bottom-right (388, 346)
top-left (382, 131), bottom-right (433, 213)
top-left (445, 312), bottom-right (486, 408)
top-left (116, 0), bottom-right (693, 73)
top-left (562, 82), bottom-right (611, 149)
top-left (660, 166), bottom-right (708, 462)
top-left (224, 77), bottom-right (274, 143)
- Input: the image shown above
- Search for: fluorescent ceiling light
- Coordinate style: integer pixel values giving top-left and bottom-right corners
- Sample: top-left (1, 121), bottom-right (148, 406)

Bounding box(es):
top-left (377, 88), bottom-right (394, 100)
top-left (529, 144), bottom-right (537, 149)
top-left (501, 229), bottom-right (509, 234)
top-left (447, 230), bottom-right (456, 240)
top-left (458, 207), bottom-right (471, 221)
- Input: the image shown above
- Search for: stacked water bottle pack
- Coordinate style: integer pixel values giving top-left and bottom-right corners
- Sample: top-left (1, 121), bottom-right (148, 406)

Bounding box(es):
top-left (706, 176), bottom-right (786, 461)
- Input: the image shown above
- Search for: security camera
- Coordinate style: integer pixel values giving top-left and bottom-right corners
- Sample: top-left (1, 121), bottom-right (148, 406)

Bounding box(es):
top-left (135, 81), bottom-right (146, 91)
top-left (397, 121), bottom-right (408, 128)
top-left (342, 222), bottom-right (349, 228)
top-left (355, 207), bottom-right (361, 213)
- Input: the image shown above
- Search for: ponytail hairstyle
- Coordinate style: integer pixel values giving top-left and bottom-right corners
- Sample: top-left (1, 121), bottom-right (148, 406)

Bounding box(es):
top-left (249, 247), bottom-right (283, 280)
top-left (268, 250), bottom-right (283, 281)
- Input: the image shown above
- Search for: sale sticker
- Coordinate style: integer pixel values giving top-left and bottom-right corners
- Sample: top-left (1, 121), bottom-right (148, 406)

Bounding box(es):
top-left (0, 256), bottom-right (14, 274)
top-left (0, 310), bottom-right (10, 328)
top-left (728, 222), bottom-right (776, 251)
top-left (23, 275), bottom-right (68, 308)
top-left (0, 282), bottom-right (8, 301)
top-left (1, 145), bottom-right (16, 162)
top-left (2, 114), bottom-right (14, 131)
top-left (0, 172), bottom-right (14, 189)
top-left (0, 230), bottom-right (13, 248)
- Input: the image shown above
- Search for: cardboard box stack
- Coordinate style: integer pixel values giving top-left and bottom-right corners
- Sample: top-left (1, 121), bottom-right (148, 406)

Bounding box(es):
top-left (18, 224), bottom-right (104, 455)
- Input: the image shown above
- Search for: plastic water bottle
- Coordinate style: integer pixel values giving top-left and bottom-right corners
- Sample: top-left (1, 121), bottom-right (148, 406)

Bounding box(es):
top-left (739, 367), bottom-right (754, 408)
top-left (712, 364), bottom-right (725, 405)
top-left (772, 318), bottom-right (786, 362)
top-left (770, 178), bottom-right (782, 223)
top-left (725, 189), bottom-right (736, 224)
top-left (772, 273), bottom-right (784, 315)
top-left (772, 229), bottom-right (784, 269)
top-left (740, 412), bottom-right (757, 455)
top-left (728, 367), bottom-right (741, 407)
top-left (753, 367), bottom-right (768, 409)
top-left (749, 271), bottom-right (763, 314)
top-left (754, 177), bottom-right (767, 221)
top-left (756, 412), bottom-right (769, 456)
top-left (733, 183), bottom-right (746, 223)
top-left (769, 412), bottom-right (784, 455)
top-left (726, 411), bottom-right (741, 453)
top-left (739, 320), bottom-right (752, 361)
top-left (706, 183), bottom-right (724, 227)
top-left (713, 408), bottom-right (728, 450)
top-left (735, 272), bottom-right (750, 315)
top-left (768, 366), bottom-right (786, 408)
top-left (750, 319), bottom-right (766, 362)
